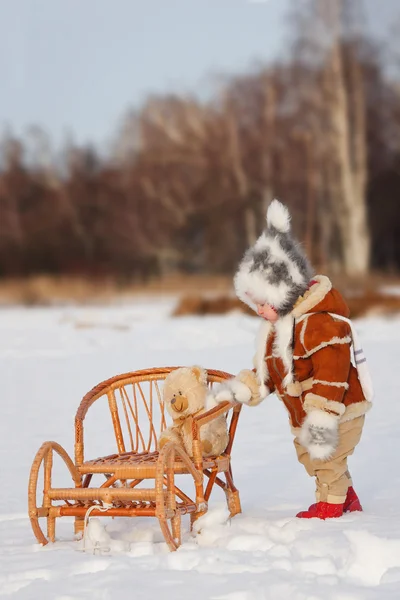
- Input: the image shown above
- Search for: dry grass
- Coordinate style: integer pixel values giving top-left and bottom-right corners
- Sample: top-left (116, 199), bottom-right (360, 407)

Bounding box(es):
top-left (0, 274), bottom-right (233, 306)
top-left (2, 273), bottom-right (400, 319)
top-left (173, 294), bottom-right (254, 317)
top-left (345, 291), bottom-right (400, 318)
top-left (0, 276), bottom-right (117, 306)
top-left (173, 291), bottom-right (400, 318)
top-left (173, 272), bottom-right (400, 319)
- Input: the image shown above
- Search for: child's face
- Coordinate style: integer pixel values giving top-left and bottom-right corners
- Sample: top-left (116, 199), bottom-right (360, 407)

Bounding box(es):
top-left (256, 302), bottom-right (279, 323)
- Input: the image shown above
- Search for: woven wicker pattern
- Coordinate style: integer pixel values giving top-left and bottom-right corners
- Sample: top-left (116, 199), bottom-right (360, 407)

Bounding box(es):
top-left (29, 367), bottom-right (242, 551)
top-left (79, 452), bottom-right (230, 477)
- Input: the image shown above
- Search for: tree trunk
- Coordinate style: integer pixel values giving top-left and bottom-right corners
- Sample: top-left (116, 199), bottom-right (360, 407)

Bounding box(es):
top-left (321, 0), bottom-right (370, 275)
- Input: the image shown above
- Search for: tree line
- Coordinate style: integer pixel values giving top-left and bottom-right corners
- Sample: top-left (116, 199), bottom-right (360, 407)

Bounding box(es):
top-left (1, 0), bottom-right (399, 280)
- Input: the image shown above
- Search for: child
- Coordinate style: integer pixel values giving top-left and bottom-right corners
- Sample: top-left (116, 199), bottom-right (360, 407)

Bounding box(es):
top-left (214, 200), bottom-right (372, 519)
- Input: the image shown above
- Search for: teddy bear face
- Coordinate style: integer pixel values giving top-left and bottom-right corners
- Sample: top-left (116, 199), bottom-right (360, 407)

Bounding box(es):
top-left (163, 367), bottom-right (207, 420)
top-left (170, 389), bottom-right (189, 414)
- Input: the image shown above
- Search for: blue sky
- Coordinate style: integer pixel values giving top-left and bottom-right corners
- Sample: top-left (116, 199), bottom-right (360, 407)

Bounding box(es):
top-left (0, 0), bottom-right (397, 149)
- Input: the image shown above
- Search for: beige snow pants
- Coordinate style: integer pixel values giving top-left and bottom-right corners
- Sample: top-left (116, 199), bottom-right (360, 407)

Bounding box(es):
top-left (293, 415), bottom-right (365, 504)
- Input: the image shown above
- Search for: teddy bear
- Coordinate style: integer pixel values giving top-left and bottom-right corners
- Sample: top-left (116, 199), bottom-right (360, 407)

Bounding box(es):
top-left (158, 366), bottom-right (229, 458)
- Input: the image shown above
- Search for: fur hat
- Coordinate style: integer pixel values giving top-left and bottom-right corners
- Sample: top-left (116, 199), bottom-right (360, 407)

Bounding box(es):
top-left (234, 200), bottom-right (313, 316)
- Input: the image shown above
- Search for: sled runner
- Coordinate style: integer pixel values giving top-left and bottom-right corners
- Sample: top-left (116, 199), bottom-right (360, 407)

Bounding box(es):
top-left (28, 367), bottom-right (242, 551)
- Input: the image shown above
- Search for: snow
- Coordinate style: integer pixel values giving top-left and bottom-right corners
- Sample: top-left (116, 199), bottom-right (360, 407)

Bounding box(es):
top-left (1, 297), bottom-right (400, 599)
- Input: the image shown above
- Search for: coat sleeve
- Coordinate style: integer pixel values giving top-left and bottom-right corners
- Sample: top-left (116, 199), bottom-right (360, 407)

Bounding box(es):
top-left (301, 314), bottom-right (352, 417)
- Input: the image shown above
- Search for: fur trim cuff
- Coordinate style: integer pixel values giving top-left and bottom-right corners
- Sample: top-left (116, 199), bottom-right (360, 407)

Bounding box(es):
top-left (286, 381), bottom-right (302, 397)
top-left (340, 400), bottom-right (372, 423)
top-left (303, 408), bottom-right (341, 427)
top-left (304, 392), bottom-right (346, 417)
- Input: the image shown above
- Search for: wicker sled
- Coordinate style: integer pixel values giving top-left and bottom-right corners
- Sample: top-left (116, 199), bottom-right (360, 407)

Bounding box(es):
top-left (28, 367), bottom-right (242, 551)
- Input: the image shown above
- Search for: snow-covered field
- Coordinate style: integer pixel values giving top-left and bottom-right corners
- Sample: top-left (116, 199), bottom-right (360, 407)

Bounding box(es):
top-left (1, 296), bottom-right (400, 599)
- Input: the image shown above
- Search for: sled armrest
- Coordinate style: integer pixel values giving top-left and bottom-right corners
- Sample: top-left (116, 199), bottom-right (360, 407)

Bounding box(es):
top-left (191, 401), bottom-right (241, 464)
top-left (194, 401), bottom-right (235, 428)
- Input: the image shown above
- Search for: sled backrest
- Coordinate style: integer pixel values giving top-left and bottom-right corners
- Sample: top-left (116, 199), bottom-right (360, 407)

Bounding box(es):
top-left (74, 367), bottom-right (240, 465)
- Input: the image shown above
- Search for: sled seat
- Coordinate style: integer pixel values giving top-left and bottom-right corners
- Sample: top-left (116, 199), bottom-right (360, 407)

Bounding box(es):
top-left (80, 450), bottom-right (231, 477)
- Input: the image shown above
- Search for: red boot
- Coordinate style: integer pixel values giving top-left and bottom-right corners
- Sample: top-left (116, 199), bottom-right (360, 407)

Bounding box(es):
top-left (296, 501), bottom-right (344, 519)
top-left (344, 486), bottom-right (362, 513)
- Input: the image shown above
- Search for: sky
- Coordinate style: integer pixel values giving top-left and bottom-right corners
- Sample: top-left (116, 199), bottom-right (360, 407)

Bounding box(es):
top-left (0, 0), bottom-right (398, 150)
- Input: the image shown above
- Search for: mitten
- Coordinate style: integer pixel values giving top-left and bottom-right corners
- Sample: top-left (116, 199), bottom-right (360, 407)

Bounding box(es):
top-left (299, 410), bottom-right (340, 461)
top-left (213, 369), bottom-right (267, 406)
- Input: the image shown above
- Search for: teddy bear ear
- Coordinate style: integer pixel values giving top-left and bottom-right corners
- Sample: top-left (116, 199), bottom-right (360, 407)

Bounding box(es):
top-left (191, 365), bottom-right (207, 385)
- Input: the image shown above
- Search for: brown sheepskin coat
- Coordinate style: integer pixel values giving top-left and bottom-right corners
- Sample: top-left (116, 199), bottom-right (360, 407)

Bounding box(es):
top-left (254, 275), bottom-right (371, 428)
